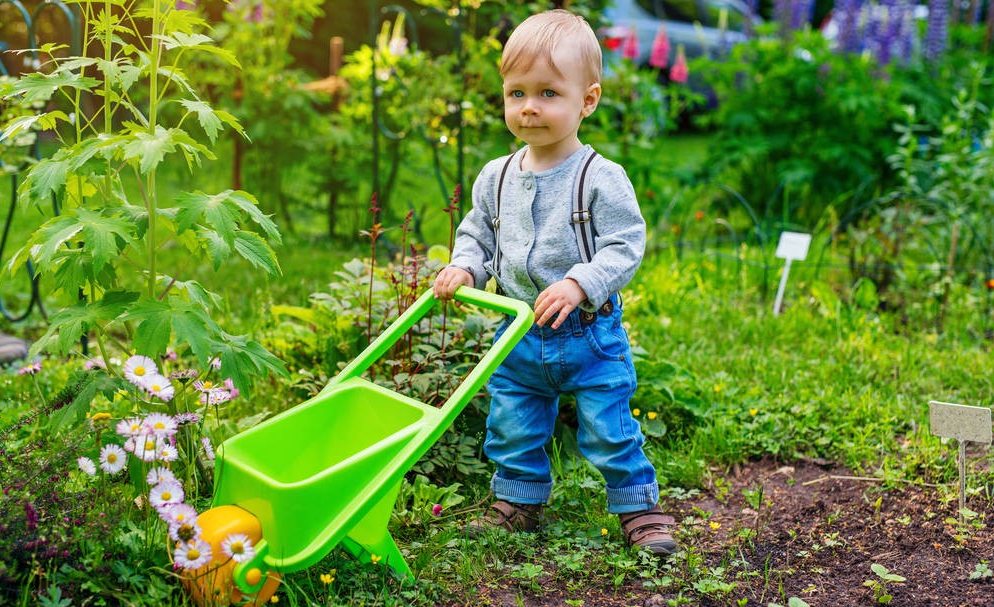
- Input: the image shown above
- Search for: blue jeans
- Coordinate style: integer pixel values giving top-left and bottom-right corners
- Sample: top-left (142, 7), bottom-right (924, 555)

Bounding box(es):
top-left (484, 297), bottom-right (659, 514)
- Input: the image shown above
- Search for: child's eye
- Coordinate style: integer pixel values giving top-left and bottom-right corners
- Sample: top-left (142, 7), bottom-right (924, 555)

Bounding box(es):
top-left (542, 89), bottom-right (557, 98)
top-left (510, 90), bottom-right (524, 98)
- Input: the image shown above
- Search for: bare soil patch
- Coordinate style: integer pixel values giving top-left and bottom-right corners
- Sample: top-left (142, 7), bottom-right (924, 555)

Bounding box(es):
top-left (453, 458), bottom-right (994, 606)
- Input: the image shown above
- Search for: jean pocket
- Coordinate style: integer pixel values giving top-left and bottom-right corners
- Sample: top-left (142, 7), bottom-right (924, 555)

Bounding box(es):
top-left (583, 320), bottom-right (628, 362)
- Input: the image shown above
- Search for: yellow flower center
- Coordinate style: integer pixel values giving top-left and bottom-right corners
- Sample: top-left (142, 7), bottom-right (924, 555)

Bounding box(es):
top-left (145, 440), bottom-right (155, 450)
top-left (647, 412), bottom-right (658, 420)
top-left (135, 366), bottom-right (146, 376)
top-left (162, 491), bottom-right (172, 501)
top-left (202, 381), bottom-right (214, 390)
top-left (154, 421), bottom-right (165, 429)
top-left (130, 423), bottom-right (141, 432)
top-left (230, 541), bottom-right (244, 554)
top-left (187, 548), bottom-right (200, 560)
top-left (152, 385), bottom-right (162, 392)
top-left (107, 454), bottom-right (118, 464)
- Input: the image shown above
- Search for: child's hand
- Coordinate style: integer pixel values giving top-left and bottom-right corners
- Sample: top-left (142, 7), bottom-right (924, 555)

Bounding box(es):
top-left (534, 279), bottom-right (587, 329)
top-left (433, 266), bottom-right (474, 301)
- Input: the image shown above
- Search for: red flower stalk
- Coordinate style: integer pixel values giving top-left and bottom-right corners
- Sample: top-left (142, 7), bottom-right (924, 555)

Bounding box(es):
top-left (670, 45), bottom-right (689, 83)
top-left (622, 27), bottom-right (640, 61)
top-left (649, 25), bottom-right (670, 69)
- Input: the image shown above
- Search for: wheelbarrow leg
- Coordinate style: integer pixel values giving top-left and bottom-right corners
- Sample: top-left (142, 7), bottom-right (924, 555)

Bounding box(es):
top-left (341, 480), bottom-right (412, 578)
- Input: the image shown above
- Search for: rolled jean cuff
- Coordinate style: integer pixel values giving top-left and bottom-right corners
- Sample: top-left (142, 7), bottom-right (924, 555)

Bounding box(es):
top-left (606, 482), bottom-right (660, 514)
top-left (491, 472), bottom-right (552, 505)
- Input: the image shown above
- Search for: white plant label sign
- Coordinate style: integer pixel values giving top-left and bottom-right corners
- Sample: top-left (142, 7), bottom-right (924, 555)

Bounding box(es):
top-left (775, 231), bottom-right (812, 261)
top-left (929, 400), bottom-right (992, 518)
top-left (929, 401), bottom-right (993, 445)
top-left (773, 231), bottom-right (812, 316)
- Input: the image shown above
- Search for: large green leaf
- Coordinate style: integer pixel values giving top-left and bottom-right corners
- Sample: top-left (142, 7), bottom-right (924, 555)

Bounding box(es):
top-left (122, 125), bottom-right (175, 174)
top-left (211, 332), bottom-right (288, 397)
top-left (74, 208), bottom-right (133, 274)
top-left (233, 230), bottom-right (281, 276)
top-left (31, 290), bottom-right (139, 355)
top-left (6, 69), bottom-right (100, 103)
top-left (173, 191), bottom-right (240, 244)
top-left (152, 32), bottom-right (240, 67)
top-left (120, 299), bottom-right (173, 358)
top-left (221, 190), bottom-right (280, 242)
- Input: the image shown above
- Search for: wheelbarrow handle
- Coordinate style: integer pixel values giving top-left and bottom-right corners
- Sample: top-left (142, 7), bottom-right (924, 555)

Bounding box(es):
top-left (320, 286), bottom-right (533, 417)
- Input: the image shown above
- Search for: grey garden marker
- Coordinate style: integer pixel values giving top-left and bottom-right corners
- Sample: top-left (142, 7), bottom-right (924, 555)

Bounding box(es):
top-left (928, 401), bottom-right (993, 518)
top-left (772, 231), bottom-right (811, 316)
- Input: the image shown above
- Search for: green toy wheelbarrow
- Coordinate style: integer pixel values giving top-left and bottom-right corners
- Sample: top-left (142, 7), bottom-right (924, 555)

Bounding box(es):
top-left (182, 287), bottom-right (532, 605)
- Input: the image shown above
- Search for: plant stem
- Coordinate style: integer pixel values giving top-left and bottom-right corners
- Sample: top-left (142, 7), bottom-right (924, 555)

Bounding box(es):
top-left (146, 0), bottom-right (163, 299)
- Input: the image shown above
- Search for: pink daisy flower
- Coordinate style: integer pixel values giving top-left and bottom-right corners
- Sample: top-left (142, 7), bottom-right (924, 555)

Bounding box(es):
top-left (116, 417), bottom-right (144, 438)
top-left (143, 413), bottom-right (177, 438)
top-left (147, 466), bottom-right (178, 486)
top-left (18, 362), bottom-right (42, 375)
top-left (201, 436), bottom-right (215, 461)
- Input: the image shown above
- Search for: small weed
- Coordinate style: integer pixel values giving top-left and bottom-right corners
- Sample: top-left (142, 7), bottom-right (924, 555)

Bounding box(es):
top-left (863, 563), bottom-right (907, 604)
top-left (968, 561), bottom-right (993, 582)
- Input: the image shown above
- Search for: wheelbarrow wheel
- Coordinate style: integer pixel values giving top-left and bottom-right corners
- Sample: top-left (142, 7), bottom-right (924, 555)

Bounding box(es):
top-left (181, 505), bottom-right (281, 607)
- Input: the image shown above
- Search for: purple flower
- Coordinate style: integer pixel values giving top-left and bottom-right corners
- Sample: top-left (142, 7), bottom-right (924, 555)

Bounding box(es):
top-left (924, 0), bottom-right (947, 61)
top-left (175, 0), bottom-right (197, 10)
top-left (431, 504), bottom-right (443, 517)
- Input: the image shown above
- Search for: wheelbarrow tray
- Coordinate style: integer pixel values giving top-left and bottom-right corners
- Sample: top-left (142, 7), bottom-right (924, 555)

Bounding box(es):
top-left (211, 287), bottom-right (533, 589)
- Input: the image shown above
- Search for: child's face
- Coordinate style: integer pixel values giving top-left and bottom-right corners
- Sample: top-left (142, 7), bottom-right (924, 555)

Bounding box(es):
top-left (502, 44), bottom-right (600, 158)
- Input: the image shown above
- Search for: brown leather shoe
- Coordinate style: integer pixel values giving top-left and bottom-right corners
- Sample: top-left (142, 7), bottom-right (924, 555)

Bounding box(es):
top-left (465, 500), bottom-right (543, 536)
top-left (619, 504), bottom-right (678, 555)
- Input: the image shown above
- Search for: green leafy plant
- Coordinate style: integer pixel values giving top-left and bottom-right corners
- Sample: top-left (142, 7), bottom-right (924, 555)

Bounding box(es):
top-left (1, 0), bottom-right (286, 393)
top-left (862, 563), bottom-right (907, 604)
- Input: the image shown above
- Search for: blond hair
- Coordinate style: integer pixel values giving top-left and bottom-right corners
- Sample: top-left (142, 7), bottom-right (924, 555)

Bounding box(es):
top-left (500, 10), bottom-right (602, 86)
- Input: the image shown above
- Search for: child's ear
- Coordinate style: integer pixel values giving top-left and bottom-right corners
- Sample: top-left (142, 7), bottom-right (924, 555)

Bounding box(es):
top-left (581, 83), bottom-right (601, 117)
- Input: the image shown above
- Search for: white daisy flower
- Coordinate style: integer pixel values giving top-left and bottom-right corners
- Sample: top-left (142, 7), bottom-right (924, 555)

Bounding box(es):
top-left (220, 533), bottom-right (255, 563)
top-left (98, 444), bottom-right (127, 475)
top-left (77, 456), bottom-right (97, 476)
top-left (146, 466), bottom-right (177, 486)
top-left (157, 443), bottom-right (179, 463)
top-left (143, 413), bottom-right (178, 438)
top-left (116, 417), bottom-right (144, 438)
top-left (143, 374), bottom-right (175, 402)
top-left (149, 481), bottom-right (184, 510)
top-left (174, 538), bottom-right (212, 570)
top-left (123, 355), bottom-right (157, 387)
top-left (132, 435), bottom-right (161, 462)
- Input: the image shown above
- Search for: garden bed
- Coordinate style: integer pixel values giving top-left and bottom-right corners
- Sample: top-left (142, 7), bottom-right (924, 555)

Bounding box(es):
top-left (449, 457), bottom-right (994, 607)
